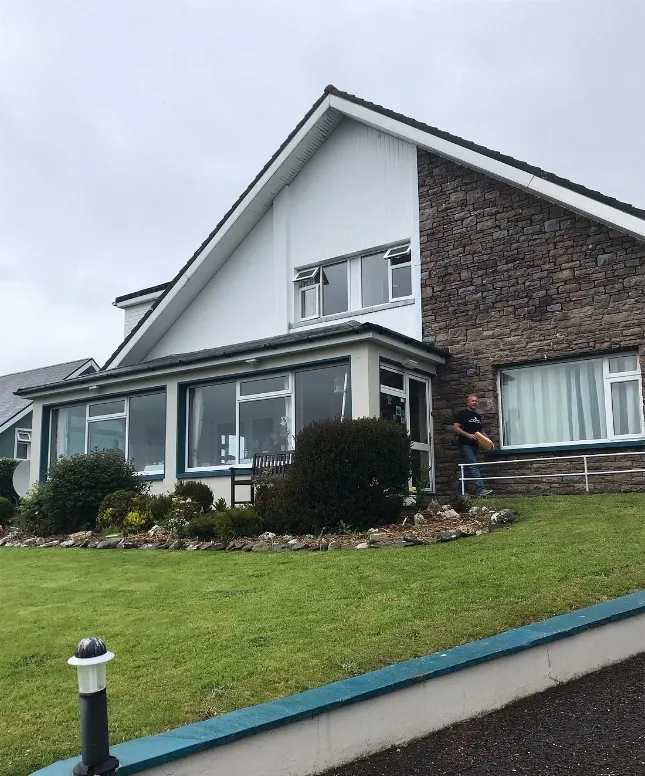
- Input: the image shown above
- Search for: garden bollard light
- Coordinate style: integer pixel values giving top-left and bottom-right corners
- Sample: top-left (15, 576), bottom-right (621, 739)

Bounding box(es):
top-left (68, 637), bottom-right (119, 776)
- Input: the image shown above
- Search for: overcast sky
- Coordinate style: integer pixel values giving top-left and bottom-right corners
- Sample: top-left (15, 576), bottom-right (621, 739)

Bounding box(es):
top-left (1, 0), bottom-right (643, 373)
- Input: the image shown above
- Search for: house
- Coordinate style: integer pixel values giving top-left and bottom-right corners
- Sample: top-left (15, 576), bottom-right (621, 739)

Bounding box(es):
top-left (0, 359), bottom-right (98, 461)
top-left (15, 86), bottom-right (645, 498)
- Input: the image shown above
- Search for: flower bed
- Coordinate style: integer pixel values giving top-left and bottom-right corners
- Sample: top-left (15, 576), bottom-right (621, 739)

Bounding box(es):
top-left (0, 500), bottom-right (516, 552)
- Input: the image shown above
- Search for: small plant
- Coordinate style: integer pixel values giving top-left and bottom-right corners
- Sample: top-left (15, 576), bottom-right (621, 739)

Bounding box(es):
top-left (150, 494), bottom-right (174, 523)
top-left (166, 514), bottom-right (189, 539)
top-left (413, 468), bottom-right (431, 506)
top-left (0, 496), bottom-right (16, 526)
top-left (166, 496), bottom-right (203, 539)
top-left (213, 497), bottom-right (228, 513)
top-left (97, 490), bottom-right (153, 533)
top-left (211, 507), bottom-right (263, 542)
top-left (185, 515), bottom-right (220, 540)
top-left (173, 481), bottom-right (214, 512)
top-left (336, 520), bottom-right (354, 535)
top-left (15, 482), bottom-right (55, 536)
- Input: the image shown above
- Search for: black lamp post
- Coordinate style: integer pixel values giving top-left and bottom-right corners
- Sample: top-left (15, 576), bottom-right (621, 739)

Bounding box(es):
top-left (68, 637), bottom-right (119, 776)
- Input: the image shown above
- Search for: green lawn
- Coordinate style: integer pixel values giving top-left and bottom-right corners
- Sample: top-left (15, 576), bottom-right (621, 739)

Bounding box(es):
top-left (3, 494), bottom-right (645, 776)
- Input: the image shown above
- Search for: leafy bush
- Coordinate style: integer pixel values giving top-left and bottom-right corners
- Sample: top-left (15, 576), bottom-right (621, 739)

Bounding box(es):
top-left (165, 496), bottom-right (203, 539)
top-left (150, 494), bottom-right (174, 524)
top-left (259, 418), bottom-right (411, 534)
top-left (186, 507), bottom-right (263, 542)
top-left (41, 451), bottom-right (148, 534)
top-left (15, 482), bottom-right (55, 536)
top-left (0, 458), bottom-right (19, 503)
top-left (173, 481), bottom-right (213, 512)
top-left (97, 490), bottom-right (154, 533)
top-left (0, 496), bottom-right (16, 526)
top-left (213, 497), bottom-right (228, 513)
top-left (185, 515), bottom-right (219, 540)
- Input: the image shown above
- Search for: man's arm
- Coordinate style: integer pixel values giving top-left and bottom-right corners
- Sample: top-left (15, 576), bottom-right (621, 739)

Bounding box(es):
top-left (453, 422), bottom-right (476, 441)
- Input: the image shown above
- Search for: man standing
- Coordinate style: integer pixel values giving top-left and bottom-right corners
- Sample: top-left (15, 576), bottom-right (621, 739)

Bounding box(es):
top-left (453, 395), bottom-right (492, 496)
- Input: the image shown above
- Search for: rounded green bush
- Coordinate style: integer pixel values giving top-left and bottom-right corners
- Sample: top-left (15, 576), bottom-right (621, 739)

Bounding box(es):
top-left (259, 418), bottom-right (411, 534)
top-left (15, 482), bottom-right (56, 536)
top-left (186, 507), bottom-right (262, 541)
top-left (97, 490), bottom-right (154, 533)
top-left (173, 481), bottom-right (214, 512)
top-left (42, 450), bottom-right (148, 534)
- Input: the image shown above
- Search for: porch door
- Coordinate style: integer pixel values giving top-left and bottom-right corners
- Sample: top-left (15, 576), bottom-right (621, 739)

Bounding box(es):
top-left (379, 366), bottom-right (434, 492)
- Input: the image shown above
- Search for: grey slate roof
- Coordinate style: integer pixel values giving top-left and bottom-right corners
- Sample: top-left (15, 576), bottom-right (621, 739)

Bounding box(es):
top-left (15, 322), bottom-right (446, 397)
top-left (0, 359), bottom-right (94, 428)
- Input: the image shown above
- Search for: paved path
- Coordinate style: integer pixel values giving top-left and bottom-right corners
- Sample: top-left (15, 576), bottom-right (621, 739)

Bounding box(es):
top-left (326, 653), bottom-right (645, 776)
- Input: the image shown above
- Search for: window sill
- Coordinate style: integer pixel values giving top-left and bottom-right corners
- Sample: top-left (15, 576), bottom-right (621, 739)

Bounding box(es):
top-left (290, 298), bottom-right (415, 329)
top-left (491, 439), bottom-right (645, 456)
top-left (140, 473), bottom-right (165, 481)
top-left (178, 468), bottom-right (251, 479)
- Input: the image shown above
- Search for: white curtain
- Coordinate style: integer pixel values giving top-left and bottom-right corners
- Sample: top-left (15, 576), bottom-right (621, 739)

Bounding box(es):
top-left (56, 409), bottom-right (70, 459)
top-left (611, 381), bottom-right (641, 436)
top-left (190, 387), bottom-right (205, 467)
top-left (502, 360), bottom-right (607, 446)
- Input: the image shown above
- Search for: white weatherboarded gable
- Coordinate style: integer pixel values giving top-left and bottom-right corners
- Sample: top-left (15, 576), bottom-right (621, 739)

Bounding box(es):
top-left (144, 119), bottom-right (419, 361)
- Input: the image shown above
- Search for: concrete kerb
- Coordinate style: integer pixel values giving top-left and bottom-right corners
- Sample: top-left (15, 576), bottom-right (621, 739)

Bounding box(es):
top-left (32, 590), bottom-right (645, 776)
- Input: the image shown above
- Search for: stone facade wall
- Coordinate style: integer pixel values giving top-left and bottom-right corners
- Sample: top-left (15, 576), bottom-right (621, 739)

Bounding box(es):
top-left (417, 149), bottom-right (645, 496)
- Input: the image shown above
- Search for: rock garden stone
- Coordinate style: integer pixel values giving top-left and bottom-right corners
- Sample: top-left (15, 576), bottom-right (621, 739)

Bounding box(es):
top-left (327, 540), bottom-right (342, 550)
top-left (22, 537), bottom-right (37, 546)
top-left (241, 543), bottom-right (254, 552)
top-left (60, 539), bottom-right (76, 548)
top-left (457, 525), bottom-right (478, 537)
top-left (116, 540), bottom-right (136, 549)
top-left (251, 543), bottom-right (271, 552)
top-left (207, 543), bottom-right (227, 551)
top-left (440, 509), bottom-right (460, 520)
top-left (368, 532), bottom-right (388, 544)
top-left (414, 513), bottom-right (427, 525)
top-left (148, 525), bottom-right (164, 535)
top-left (437, 530), bottom-right (462, 542)
top-left (169, 540), bottom-right (183, 550)
top-left (140, 542), bottom-right (161, 550)
top-left (258, 532), bottom-right (276, 541)
top-left (402, 536), bottom-right (426, 546)
top-left (96, 539), bottom-right (119, 549)
top-left (490, 509), bottom-right (517, 526)
top-left (355, 542), bottom-right (370, 549)
top-left (290, 541), bottom-right (308, 551)
top-left (0, 538), bottom-right (7, 547)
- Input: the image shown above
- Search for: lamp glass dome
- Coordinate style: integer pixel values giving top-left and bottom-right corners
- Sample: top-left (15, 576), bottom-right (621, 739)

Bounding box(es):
top-left (77, 662), bottom-right (107, 694)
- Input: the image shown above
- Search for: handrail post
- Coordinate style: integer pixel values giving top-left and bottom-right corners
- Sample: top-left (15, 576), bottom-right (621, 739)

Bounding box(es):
top-left (459, 464), bottom-right (465, 496)
top-left (583, 455), bottom-right (589, 492)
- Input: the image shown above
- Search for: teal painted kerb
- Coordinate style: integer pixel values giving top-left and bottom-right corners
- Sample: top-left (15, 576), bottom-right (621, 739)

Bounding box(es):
top-left (31, 589), bottom-right (645, 776)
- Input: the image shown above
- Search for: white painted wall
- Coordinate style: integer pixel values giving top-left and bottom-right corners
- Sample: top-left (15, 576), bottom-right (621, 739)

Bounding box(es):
top-left (106, 612), bottom-right (645, 776)
top-left (144, 119), bottom-right (420, 361)
top-left (124, 301), bottom-right (155, 338)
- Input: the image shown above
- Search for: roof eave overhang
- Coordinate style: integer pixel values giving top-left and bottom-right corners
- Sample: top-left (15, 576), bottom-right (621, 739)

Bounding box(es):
top-left (19, 329), bottom-right (445, 402)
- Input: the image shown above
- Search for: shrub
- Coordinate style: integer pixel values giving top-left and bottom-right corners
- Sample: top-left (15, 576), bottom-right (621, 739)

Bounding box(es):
top-left (150, 494), bottom-right (174, 524)
top-left (97, 490), bottom-right (154, 533)
top-left (173, 481), bottom-right (214, 512)
top-left (0, 458), bottom-right (19, 503)
top-left (213, 497), bottom-right (228, 512)
top-left (185, 515), bottom-right (219, 540)
top-left (0, 496), bottom-right (16, 526)
top-left (259, 418), bottom-right (411, 534)
top-left (187, 507), bottom-right (263, 542)
top-left (42, 451), bottom-right (148, 534)
top-left (166, 496), bottom-right (203, 539)
top-left (16, 482), bottom-right (56, 536)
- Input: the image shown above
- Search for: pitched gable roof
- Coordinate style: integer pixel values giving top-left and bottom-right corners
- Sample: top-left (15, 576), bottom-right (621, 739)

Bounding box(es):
top-left (0, 359), bottom-right (97, 433)
top-left (104, 85), bottom-right (645, 370)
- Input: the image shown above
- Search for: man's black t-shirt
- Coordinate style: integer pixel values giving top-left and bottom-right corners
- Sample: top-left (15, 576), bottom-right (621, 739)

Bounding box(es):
top-left (454, 409), bottom-right (483, 447)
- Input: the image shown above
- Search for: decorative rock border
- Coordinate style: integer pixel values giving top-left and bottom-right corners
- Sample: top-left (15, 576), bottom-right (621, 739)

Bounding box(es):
top-left (0, 501), bottom-right (517, 554)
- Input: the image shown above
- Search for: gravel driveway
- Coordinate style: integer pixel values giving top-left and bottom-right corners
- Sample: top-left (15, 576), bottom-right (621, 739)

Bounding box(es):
top-left (325, 653), bottom-right (645, 775)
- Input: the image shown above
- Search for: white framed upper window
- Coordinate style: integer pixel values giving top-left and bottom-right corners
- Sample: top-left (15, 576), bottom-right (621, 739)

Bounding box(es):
top-left (294, 262), bottom-right (349, 321)
top-left (361, 242), bottom-right (412, 307)
top-left (499, 352), bottom-right (644, 448)
top-left (14, 428), bottom-right (32, 460)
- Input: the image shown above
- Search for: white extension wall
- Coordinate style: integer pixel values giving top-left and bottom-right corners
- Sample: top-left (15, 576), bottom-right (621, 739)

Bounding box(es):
top-left (145, 119), bottom-right (420, 361)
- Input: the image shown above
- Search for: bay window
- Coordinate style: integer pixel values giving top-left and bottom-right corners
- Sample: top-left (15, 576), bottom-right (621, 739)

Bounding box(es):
top-left (186, 363), bottom-right (351, 471)
top-left (500, 353), bottom-right (644, 448)
top-left (50, 391), bottom-right (166, 474)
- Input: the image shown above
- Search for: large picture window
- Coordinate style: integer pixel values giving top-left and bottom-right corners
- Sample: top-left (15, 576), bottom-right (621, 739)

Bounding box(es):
top-left (50, 391), bottom-right (166, 474)
top-left (186, 363), bottom-right (351, 471)
top-left (500, 353), bottom-right (644, 448)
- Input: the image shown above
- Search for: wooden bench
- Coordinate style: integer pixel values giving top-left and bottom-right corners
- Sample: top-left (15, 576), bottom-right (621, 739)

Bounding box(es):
top-left (230, 451), bottom-right (295, 507)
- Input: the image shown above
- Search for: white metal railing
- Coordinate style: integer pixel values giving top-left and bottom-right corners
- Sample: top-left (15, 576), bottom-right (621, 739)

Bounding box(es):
top-left (458, 449), bottom-right (645, 495)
